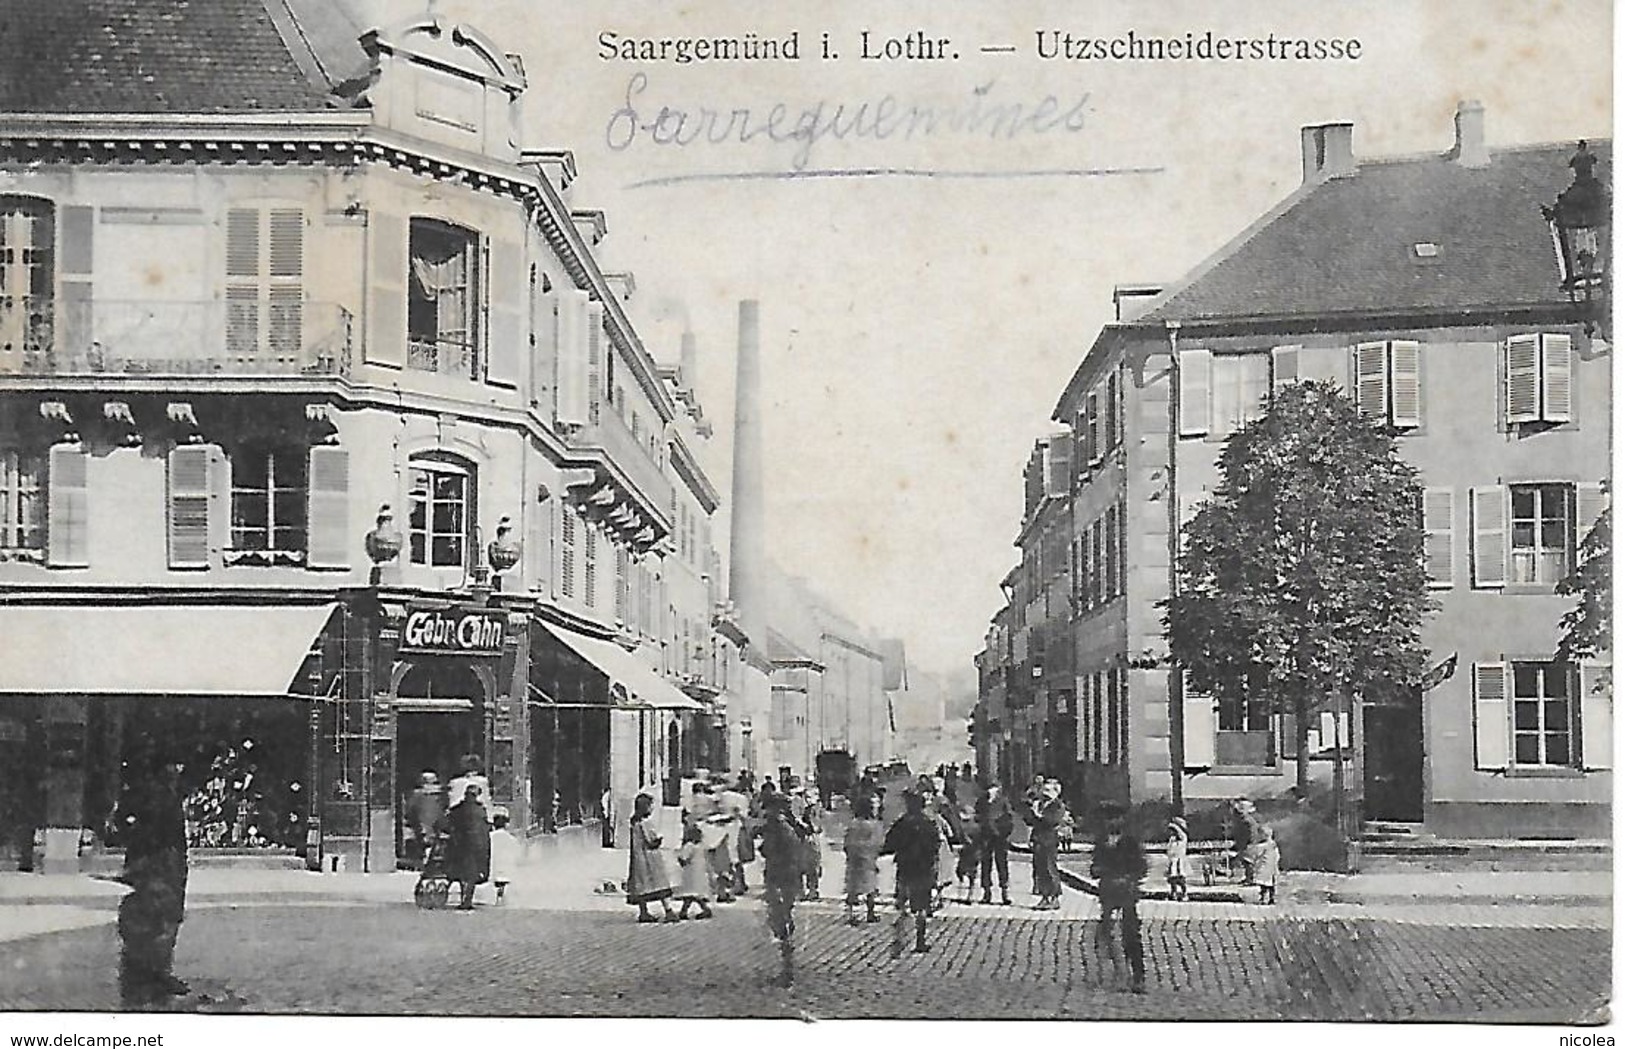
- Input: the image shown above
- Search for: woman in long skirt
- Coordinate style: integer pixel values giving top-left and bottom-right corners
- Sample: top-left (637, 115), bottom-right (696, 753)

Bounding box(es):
top-left (1028, 781), bottom-right (1066, 910)
top-left (626, 793), bottom-right (679, 922)
top-left (842, 795), bottom-right (884, 925)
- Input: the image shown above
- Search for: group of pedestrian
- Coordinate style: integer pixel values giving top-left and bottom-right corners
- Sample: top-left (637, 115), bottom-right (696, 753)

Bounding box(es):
top-left (627, 772), bottom-right (820, 926)
top-left (409, 755), bottom-right (520, 910)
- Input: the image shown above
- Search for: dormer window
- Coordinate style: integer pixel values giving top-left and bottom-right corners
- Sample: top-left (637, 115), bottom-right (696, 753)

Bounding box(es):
top-left (407, 218), bottom-right (481, 379)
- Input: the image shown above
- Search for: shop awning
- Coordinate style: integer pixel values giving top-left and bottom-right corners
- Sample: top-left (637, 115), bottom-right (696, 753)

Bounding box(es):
top-left (0, 603), bottom-right (337, 697)
top-left (536, 621), bottom-right (704, 710)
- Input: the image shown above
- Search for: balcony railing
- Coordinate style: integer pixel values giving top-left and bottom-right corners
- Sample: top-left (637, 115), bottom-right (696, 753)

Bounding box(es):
top-left (407, 334), bottom-right (479, 380)
top-left (572, 407), bottom-right (673, 516)
top-left (0, 299), bottom-right (351, 378)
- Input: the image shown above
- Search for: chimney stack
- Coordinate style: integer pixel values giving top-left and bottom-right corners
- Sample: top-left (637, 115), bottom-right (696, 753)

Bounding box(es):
top-left (1301, 122), bottom-right (1356, 183)
top-left (1449, 100), bottom-right (1490, 168)
top-left (728, 301), bottom-right (767, 649)
top-left (680, 331), bottom-right (698, 389)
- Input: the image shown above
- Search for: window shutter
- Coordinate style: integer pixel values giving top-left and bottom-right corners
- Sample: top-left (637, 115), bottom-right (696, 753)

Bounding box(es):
top-left (1540, 333), bottom-right (1573, 423)
top-left (1086, 392), bottom-right (1102, 465)
top-left (586, 302), bottom-right (606, 426)
top-left (1504, 335), bottom-right (1541, 424)
top-left (1354, 342), bottom-right (1389, 420)
top-left (306, 446), bottom-right (350, 570)
top-left (365, 212), bottom-right (407, 367)
top-left (531, 285), bottom-right (556, 409)
top-left (1472, 662), bottom-right (1511, 771)
top-left (559, 507), bottom-right (576, 599)
top-left (485, 237), bottom-right (524, 388)
top-left (1575, 482), bottom-right (1607, 564)
top-left (555, 289), bottom-right (590, 426)
top-left (167, 445), bottom-right (216, 569)
top-left (225, 208), bottom-right (262, 357)
top-left (1182, 672), bottom-right (1217, 768)
top-left (1271, 345), bottom-right (1301, 393)
top-left (1422, 486), bottom-right (1455, 588)
top-left (58, 206), bottom-right (95, 356)
top-left (1177, 348), bottom-right (1210, 437)
top-left (1389, 340), bottom-right (1421, 428)
top-left (1044, 439), bottom-right (1070, 497)
top-left (46, 444), bottom-right (89, 568)
top-left (1470, 485), bottom-right (1507, 588)
top-left (1104, 373), bottom-right (1119, 451)
top-left (267, 209), bottom-right (305, 360)
top-left (1579, 662), bottom-right (1611, 770)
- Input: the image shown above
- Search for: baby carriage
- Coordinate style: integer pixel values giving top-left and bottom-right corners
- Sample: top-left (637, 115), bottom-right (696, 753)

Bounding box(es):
top-left (413, 831), bottom-right (453, 909)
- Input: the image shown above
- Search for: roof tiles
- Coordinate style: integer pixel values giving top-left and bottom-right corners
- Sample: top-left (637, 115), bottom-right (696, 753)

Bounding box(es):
top-left (1146, 142), bottom-right (1612, 324)
top-left (0, 0), bottom-right (341, 113)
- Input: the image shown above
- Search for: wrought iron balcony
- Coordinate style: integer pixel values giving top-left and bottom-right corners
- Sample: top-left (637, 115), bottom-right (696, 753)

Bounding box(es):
top-left (0, 299), bottom-right (352, 379)
top-left (406, 334), bottom-right (479, 379)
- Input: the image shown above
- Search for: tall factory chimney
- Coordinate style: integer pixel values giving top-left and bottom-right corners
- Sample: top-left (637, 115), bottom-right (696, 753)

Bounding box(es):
top-left (729, 300), bottom-right (767, 648)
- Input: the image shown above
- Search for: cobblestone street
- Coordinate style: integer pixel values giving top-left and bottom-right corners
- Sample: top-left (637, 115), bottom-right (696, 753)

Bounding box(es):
top-left (0, 894), bottom-right (1607, 1022)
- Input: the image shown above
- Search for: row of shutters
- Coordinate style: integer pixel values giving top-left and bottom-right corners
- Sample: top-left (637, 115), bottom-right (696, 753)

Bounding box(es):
top-left (1182, 482), bottom-right (1605, 589)
top-left (1179, 336), bottom-right (1574, 434)
top-left (1182, 662), bottom-right (1610, 772)
top-left (1426, 484), bottom-right (1606, 588)
top-left (40, 444), bottom-right (349, 570)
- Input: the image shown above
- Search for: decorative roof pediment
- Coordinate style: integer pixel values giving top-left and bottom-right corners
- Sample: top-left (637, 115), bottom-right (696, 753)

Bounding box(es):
top-left (363, 17), bottom-right (526, 95)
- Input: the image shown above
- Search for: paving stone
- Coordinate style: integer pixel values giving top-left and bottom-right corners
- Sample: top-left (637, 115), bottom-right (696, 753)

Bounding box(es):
top-left (0, 899), bottom-right (1607, 1022)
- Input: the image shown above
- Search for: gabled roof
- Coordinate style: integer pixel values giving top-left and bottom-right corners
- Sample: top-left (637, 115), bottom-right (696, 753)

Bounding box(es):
top-left (1144, 141), bottom-right (1611, 325)
top-left (0, 0), bottom-right (369, 113)
top-left (765, 627), bottom-right (821, 670)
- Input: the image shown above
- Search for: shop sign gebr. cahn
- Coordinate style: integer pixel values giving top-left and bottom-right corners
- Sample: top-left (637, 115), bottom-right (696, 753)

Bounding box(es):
top-left (397, 605), bottom-right (507, 657)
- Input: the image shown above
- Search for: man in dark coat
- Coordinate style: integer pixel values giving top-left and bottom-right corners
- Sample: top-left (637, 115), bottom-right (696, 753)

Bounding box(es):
top-left (115, 746), bottom-right (190, 1007)
top-left (975, 783), bottom-right (1015, 905)
top-left (1092, 802), bottom-right (1148, 993)
top-left (757, 792), bottom-right (808, 986)
top-left (881, 790), bottom-right (940, 956)
top-left (444, 785), bottom-right (490, 911)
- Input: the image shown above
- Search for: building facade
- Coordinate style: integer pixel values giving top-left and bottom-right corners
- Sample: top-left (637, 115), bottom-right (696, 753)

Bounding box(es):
top-left (0, 1), bottom-right (731, 871)
top-left (979, 104), bottom-right (1612, 837)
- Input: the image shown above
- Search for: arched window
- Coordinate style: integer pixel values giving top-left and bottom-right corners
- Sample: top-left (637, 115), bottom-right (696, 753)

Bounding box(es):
top-left (407, 453), bottom-right (476, 568)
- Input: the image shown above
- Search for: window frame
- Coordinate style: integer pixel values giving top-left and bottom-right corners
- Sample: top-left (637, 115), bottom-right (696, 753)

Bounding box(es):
top-left (0, 447), bottom-right (46, 554)
top-left (1508, 482), bottom-right (1574, 587)
top-left (1510, 659), bottom-right (1578, 769)
top-left (406, 217), bottom-right (482, 380)
top-left (406, 454), bottom-right (475, 569)
top-left (226, 443), bottom-right (309, 563)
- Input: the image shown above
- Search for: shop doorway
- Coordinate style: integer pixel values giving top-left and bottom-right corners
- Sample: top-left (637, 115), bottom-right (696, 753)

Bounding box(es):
top-left (393, 662), bottom-right (487, 863)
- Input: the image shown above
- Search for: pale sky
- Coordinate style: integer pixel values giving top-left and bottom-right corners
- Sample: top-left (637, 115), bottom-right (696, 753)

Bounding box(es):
top-left (441, 0), bottom-right (1610, 675)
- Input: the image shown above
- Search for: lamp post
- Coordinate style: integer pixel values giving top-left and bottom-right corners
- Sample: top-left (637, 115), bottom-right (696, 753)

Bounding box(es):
top-left (1543, 140), bottom-right (1610, 335)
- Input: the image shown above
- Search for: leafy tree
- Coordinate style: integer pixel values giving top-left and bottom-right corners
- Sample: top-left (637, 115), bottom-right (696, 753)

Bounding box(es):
top-left (1164, 381), bottom-right (1434, 795)
top-left (1557, 495), bottom-right (1610, 662)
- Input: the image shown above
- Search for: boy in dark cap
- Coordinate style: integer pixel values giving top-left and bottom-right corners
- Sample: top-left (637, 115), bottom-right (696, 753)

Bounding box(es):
top-left (1091, 801), bottom-right (1148, 993)
top-left (756, 791), bottom-right (808, 985)
top-left (881, 790), bottom-right (941, 957)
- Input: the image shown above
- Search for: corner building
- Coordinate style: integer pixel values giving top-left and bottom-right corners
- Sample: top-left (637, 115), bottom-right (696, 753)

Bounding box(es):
top-left (0, 1), bottom-right (726, 872)
top-left (986, 106), bottom-right (1611, 837)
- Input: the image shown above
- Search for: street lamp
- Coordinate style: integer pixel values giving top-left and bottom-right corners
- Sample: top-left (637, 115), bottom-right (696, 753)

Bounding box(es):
top-left (1543, 140), bottom-right (1610, 333)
